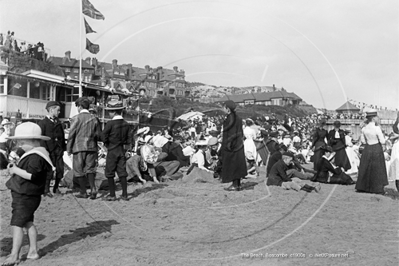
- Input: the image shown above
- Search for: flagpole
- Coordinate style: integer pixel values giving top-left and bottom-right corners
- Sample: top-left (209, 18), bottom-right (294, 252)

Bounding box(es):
top-left (79, 0), bottom-right (83, 97)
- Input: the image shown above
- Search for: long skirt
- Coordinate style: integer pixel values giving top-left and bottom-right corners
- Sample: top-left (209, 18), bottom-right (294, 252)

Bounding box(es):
top-left (355, 143), bottom-right (388, 194)
top-left (334, 148), bottom-right (351, 171)
top-left (254, 140), bottom-right (269, 165)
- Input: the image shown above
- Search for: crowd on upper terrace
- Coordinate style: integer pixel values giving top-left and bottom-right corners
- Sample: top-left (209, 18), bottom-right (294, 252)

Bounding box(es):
top-left (0, 31), bottom-right (47, 62)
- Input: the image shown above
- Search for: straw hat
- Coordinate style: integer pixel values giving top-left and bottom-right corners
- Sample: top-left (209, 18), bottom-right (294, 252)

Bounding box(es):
top-left (1, 119), bottom-right (11, 126)
top-left (136, 127), bottom-right (150, 135)
top-left (104, 98), bottom-right (125, 110)
top-left (208, 137), bottom-right (218, 146)
top-left (366, 109), bottom-right (378, 118)
top-left (195, 139), bottom-right (208, 146)
top-left (7, 122), bottom-right (50, 141)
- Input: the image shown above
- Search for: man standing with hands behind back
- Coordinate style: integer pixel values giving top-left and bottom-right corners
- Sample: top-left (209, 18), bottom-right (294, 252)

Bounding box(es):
top-left (38, 101), bottom-right (66, 196)
top-left (67, 97), bottom-right (101, 199)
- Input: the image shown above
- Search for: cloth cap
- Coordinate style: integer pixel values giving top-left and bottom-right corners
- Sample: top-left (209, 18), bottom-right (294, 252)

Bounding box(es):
top-left (223, 100), bottom-right (236, 111)
top-left (45, 101), bottom-right (60, 110)
top-left (7, 122), bottom-right (50, 141)
top-left (282, 152), bottom-right (294, 159)
top-left (320, 145), bottom-right (333, 153)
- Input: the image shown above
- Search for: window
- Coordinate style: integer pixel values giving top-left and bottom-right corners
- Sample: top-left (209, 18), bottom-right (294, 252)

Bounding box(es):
top-left (73, 68), bottom-right (79, 73)
top-left (0, 76), bottom-right (5, 94)
top-left (64, 68), bottom-right (71, 73)
top-left (30, 82), bottom-right (50, 100)
top-left (8, 77), bottom-right (27, 97)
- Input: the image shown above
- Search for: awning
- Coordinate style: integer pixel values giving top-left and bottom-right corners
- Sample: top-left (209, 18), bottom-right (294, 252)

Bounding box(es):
top-left (177, 111), bottom-right (204, 121)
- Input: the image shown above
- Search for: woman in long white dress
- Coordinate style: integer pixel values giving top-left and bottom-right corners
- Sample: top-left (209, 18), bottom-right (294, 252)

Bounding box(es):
top-left (344, 128), bottom-right (359, 174)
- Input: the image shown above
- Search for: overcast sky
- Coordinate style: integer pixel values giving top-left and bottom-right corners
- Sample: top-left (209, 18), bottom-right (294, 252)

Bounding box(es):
top-left (1, 0), bottom-right (398, 110)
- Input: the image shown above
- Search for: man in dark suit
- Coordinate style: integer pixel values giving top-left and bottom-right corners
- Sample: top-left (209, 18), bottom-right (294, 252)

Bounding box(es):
top-left (38, 101), bottom-right (66, 196)
top-left (67, 97), bottom-right (101, 199)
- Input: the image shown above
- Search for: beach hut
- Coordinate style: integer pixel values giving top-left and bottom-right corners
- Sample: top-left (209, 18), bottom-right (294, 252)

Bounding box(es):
top-left (336, 101), bottom-right (360, 115)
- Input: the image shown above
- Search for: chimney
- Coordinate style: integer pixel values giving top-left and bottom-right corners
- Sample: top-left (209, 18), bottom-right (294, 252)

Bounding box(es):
top-left (145, 65), bottom-right (150, 72)
top-left (126, 63), bottom-right (133, 79)
top-left (173, 66), bottom-right (178, 72)
top-left (85, 57), bottom-right (91, 65)
top-left (273, 84), bottom-right (276, 91)
top-left (112, 59), bottom-right (118, 69)
top-left (92, 58), bottom-right (98, 67)
top-left (62, 51), bottom-right (71, 65)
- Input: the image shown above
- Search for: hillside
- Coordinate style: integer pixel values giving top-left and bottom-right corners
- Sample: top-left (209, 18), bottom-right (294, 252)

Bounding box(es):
top-left (140, 96), bottom-right (317, 120)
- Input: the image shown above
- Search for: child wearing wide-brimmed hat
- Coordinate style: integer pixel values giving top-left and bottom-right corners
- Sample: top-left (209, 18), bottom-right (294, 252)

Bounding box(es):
top-left (3, 122), bottom-right (55, 266)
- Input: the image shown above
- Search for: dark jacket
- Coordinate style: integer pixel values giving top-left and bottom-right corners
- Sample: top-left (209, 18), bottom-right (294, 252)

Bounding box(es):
top-left (169, 142), bottom-right (190, 167)
top-left (67, 111), bottom-right (101, 154)
top-left (220, 112), bottom-right (247, 183)
top-left (102, 118), bottom-right (131, 151)
top-left (267, 159), bottom-right (291, 186)
top-left (312, 156), bottom-right (354, 185)
top-left (266, 139), bottom-right (279, 155)
top-left (327, 129), bottom-right (346, 151)
top-left (267, 151), bottom-right (282, 176)
top-left (38, 117), bottom-right (66, 153)
top-left (7, 153), bottom-right (53, 196)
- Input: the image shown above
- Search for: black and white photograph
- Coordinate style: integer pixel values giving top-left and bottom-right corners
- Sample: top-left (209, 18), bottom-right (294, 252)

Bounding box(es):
top-left (0, 0), bottom-right (398, 265)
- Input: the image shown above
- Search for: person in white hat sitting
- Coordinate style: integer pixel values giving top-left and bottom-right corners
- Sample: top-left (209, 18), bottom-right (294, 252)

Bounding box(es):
top-left (3, 122), bottom-right (55, 266)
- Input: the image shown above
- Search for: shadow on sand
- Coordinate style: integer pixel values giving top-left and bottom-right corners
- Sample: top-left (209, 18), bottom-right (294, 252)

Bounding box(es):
top-left (38, 220), bottom-right (119, 257)
top-left (128, 183), bottom-right (168, 199)
top-left (0, 234), bottom-right (46, 257)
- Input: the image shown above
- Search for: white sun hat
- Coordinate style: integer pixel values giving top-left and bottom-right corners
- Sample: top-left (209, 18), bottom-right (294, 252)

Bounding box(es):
top-left (7, 122), bottom-right (50, 141)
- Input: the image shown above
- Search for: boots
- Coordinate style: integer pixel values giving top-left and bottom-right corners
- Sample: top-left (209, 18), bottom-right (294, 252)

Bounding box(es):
top-left (76, 176), bottom-right (88, 198)
top-left (300, 184), bottom-right (315, 193)
top-left (53, 178), bottom-right (62, 194)
top-left (120, 176), bottom-right (129, 201)
top-left (396, 180), bottom-right (399, 192)
top-left (104, 177), bottom-right (117, 201)
top-left (87, 173), bottom-right (97, 200)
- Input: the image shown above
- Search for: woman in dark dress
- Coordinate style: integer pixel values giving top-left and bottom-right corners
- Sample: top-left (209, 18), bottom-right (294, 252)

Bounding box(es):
top-left (311, 119), bottom-right (328, 170)
top-left (328, 121), bottom-right (351, 171)
top-left (220, 100), bottom-right (247, 191)
top-left (312, 145), bottom-right (354, 185)
top-left (355, 110), bottom-right (388, 194)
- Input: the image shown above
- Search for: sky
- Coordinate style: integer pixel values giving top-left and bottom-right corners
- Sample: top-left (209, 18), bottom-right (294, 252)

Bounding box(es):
top-left (1, 0), bottom-right (398, 110)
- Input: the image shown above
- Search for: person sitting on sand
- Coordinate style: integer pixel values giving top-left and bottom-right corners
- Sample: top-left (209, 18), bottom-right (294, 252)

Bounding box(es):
top-left (3, 122), bottom-right (54, 266)
top-left (186, 139), bottom-right (213, 175)
top-left (267, 152), bottom-right (321, 193)
top-left (311, 145), bottom-right (355, 185)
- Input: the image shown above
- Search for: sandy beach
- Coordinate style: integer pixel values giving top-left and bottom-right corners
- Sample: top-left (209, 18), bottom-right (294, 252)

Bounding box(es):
top-left (1, 166), bottom-right (398, 266)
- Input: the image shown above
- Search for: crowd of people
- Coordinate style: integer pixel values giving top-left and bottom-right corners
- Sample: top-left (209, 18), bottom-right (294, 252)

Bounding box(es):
top-left (0, 31), bottom-right (47, 62)
top-left (0, 96), bottom-right (398, 265)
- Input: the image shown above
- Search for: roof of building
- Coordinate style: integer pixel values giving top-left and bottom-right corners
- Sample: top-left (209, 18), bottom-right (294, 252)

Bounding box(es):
top-left (336, 101), bottom-right (360, 111)
top-left (217, 91), bottom-right (302, 103)
top-left (49, 56), bottom-right (94, 69)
